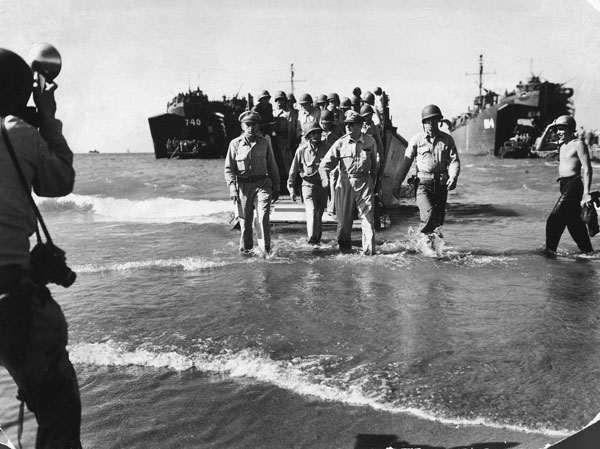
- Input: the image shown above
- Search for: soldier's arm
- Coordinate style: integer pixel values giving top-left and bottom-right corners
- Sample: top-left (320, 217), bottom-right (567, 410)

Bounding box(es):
top-left (577, 140), bottom-right (593, 202)
top-left (319, 143), bottom-right (340, 188)
top-left (266, 138), bottom-right (280, 192)
top-left (447, 138), bottom-right (460, 189)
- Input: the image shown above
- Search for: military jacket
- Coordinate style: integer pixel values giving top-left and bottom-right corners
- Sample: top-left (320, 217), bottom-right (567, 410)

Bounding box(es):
top-left (224, 134), bottom-right (280, 190)
top-left (319, 133), bottom-right (378, 181)
top-left (288, 140), bottom-right (330, 189)
top-left (406, 131), bottom-right (460, 179)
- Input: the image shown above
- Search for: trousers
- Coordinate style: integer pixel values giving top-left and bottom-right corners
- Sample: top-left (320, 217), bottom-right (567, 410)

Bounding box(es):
top-left (0, 272), bottom-right (82, 449)
top-left (301, 183), bottom-right (328, 244)
top-left (335, 175), bottom-right (375, 255)
top-left (415, 179), bottom-right (448, 234)
top-left (546, 176), bottom-right (593, 253)
top-left (236, 177), bottom-right (273, 252)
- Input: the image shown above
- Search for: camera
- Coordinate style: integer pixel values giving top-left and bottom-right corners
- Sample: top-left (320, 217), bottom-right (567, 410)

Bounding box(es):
top-left (30, 242), bottom-right (77, 288)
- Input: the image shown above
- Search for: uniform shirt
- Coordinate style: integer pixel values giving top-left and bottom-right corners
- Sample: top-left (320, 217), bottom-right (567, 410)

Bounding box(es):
top-left (405, 130), bottom-right (460, 179)
top-left (362, 121), bottom-right (384, 166)
top-left (288, 140), bottom-right (330, 189)
top-left (296, 107), bottom-right (321, 139)
top-left (273, 107), bottom-right (289, 137)
top-left (319, 133), bottom-right (378, 182)
top-left (0, 115), bottom-right (75, 269)
top-left (321, 125), bottom-right (344, 147)
top-left (224, 134), bottom-right (280, 192)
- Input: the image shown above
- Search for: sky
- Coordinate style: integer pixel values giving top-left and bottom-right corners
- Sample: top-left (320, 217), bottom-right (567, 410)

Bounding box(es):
top-left (3, 0), bottom-right (600, 153)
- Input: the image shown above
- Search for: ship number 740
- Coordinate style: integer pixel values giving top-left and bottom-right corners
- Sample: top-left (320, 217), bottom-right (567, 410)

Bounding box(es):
top-left (185, 118), bottom-right (202, 126)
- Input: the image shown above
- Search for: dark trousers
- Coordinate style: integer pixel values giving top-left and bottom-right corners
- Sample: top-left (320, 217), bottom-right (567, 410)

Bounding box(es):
top-left (415, 179), bottom-right (448, 234)
top-left (0, 271), bottom-right (82, 449)
top-left (546, 176), bottom-right (593, 253)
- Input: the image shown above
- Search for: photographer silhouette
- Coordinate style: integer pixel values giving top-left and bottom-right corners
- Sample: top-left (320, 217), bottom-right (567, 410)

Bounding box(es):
top-left (0, 46), bottom-right (82, 448)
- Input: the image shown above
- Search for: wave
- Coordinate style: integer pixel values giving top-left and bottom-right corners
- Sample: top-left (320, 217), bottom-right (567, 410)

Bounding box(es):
top-left (74, 256), bottom-right (233, 274)
top-left (69, 340), bottom-right (570, 438)
top-left (35, 194), bottom-right (234, 224)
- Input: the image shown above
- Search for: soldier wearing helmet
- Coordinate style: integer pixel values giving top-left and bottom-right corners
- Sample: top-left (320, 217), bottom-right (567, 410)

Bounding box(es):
top-left (319, 110), bottom-right (344, 215)
top-left (543, 115), bottom-right (594, 255)
top-left (0, 47), bottom-right (82, 448)
top-left (224, 110), bottom-right (280, 254)
top-left (326, 92), bottom-right (341, 125)
top-left (288, 121), bottom-right (331, 244)
top-left (272, 90), bottom-right (292, 191)
top-left (296, 93), bottom-right (321, 142)
top-left (360, 104), bottom-right (384, 164)
top-left (319, 110), bottom-right (379, 255)
top-left (392, 104), bottom-right (460, 236)
top-left (316, 94), bottom-right (328, 111)
top-left (339, 96), bottom-right (352, 124)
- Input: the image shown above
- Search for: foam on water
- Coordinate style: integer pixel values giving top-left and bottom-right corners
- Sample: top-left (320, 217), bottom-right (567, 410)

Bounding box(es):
top-left (36, 194), bottom-right (233, 224)
top-left (69, 340), bottom-right (570, 438)
top-left (74, 256), bottom-right (234, 273)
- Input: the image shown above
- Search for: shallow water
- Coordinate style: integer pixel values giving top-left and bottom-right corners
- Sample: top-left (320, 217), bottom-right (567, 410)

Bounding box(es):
top-left (1, 153), bottom-right (599, 447)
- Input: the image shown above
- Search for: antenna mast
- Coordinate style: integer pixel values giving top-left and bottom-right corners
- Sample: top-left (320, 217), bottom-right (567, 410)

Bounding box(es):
top-left (466, 54), bottom-right (495, 109)
top-left (289, 63), bottom-right (306, 95)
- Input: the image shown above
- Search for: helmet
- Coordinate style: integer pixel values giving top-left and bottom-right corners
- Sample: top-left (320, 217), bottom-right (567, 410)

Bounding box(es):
top-left (421, 104), bottom-right (443, 123)
top-left (316, 94), bottom-right (328, 104)
top-left (320, 110), bottom-right (335, 123)
top-left (344, 110), bottom-right (363, 124)
top-left (287, 93), bottom-right (296, 104)
top-left (363, 91), bottom-right (375, 104)
top-left (298, 93), bottom-right (313, 104)
top-left (359, 104), bottom-right (374, 117)
top-left (0, 48), bottom-right (33, 116)
top-left (327, 92), bottom-right (340, 102)
top-left (340, 96), bottom-right (351, 108)
top-left (553, 115), bottom-right (576, 131)
top-left (352, 86), bottom-right (362, 97)
top-left (374, 87), bottom-right (382, 95)
top-left (274, 90), bottom-right (287, 101)
top-left (350, 95), bottom-right (361, 106)
top-left (258, 89), bottom-right (271, 101)
top-left (303, 121), bottom-right (322, 137)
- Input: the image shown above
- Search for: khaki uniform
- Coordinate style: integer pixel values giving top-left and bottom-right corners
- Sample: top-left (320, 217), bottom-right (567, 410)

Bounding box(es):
top-left (224, 134), bottom-right (280, 252)
top-left (288, 140), bottom-right (331, 243)
top-left (319, 133), bottom-right (379, 254)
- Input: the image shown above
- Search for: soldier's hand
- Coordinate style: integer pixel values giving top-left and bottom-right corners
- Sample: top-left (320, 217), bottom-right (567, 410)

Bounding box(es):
top-left (289, 190), bottom-right (297, 202)
top-left (581, 193), bottom-right (592, 207)
top-left (447, 177), bottom-right (457, 191)
top-left (33, 73), bottom-right (58, 119)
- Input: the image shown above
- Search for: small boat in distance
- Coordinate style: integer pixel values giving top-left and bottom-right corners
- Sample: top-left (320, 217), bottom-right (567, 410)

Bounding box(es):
top-left (448, 55), bottom-right (574, 157)
top-left (148, 88), bottom-right (247, 159)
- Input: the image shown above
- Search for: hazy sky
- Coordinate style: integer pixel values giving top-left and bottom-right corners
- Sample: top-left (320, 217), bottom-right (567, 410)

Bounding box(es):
top-left (3, 0), bottom-right (600, 153)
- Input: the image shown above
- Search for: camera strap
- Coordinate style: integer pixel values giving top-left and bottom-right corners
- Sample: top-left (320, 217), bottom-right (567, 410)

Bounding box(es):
top-left (1, 117), bottom-right (54, 245)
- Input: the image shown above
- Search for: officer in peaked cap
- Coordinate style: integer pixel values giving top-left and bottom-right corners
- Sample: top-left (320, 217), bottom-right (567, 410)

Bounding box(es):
top-left (319, 108), bottom-right (378, 255)
top-left (225, 108), bottom-right (280, 254)
top-left (392, 104), bottom-right (460, 237)
top-left (288, 121), bottom-right (330, 244)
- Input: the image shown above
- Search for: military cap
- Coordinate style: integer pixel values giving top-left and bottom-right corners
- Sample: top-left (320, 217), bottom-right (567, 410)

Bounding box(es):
top-left (239, 110), bottom-right (262, 123)
top-left (303, 121), bottom-right (323, 137)
top-left (298, 93), bottom-right (313, 104)
top-left (320, 110), bottom-right (335, 123)
top-left (327, 92), bottom-right (340, 102)
top-left (359, 104), bottom-right (375, 117)
top-left (274, 90), bottom-right (287, 101)
top-left (258, 89), bottom-right (271, 101)
top-left (316, 94), bottom-right (328, 104)
top-left (340, 96), bottom-right (352, 108)
top-left (344, 110), bottom-right (363, 124)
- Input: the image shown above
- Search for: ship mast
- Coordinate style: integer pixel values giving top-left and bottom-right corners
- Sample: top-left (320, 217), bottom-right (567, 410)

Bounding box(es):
top-left (466, 55), bottom-right (495, 109)
top-left (289, 63), bottom-right (306, 95)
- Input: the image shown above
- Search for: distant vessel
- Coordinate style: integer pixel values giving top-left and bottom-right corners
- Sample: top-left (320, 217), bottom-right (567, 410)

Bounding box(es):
top-left (148, 88), bottom-right (246, 159)
top-left (448, 55), bottom-right (574, 157)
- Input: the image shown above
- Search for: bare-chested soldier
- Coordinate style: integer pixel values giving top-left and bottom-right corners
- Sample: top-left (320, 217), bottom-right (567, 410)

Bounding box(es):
top-left (537, 115), bottom-right (594, 255)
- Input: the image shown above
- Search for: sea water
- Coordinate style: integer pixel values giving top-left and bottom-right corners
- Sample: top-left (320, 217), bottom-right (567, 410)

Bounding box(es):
top-left (1, 153), bottom-right (600, 448)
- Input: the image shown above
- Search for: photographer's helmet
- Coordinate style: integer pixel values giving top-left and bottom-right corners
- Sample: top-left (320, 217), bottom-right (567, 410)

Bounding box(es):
top-left (0, 48), bottom-right (33, 116)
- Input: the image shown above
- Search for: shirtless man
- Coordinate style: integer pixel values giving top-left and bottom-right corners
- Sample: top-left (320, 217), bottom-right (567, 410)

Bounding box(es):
top-left (540, 115), bottom-right (594, 255)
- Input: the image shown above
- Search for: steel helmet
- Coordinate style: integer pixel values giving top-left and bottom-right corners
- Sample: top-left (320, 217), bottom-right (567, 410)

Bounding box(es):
top-left (298, 93), bottom-right (313, 104)
top-left (320, 110), bottom-right (334, 123)
top-left (327, 92), bottom-right (340, 102)
top-left (359, 104), bottom-right (375, 117)
top-left (316, 94), bottom-right (328, 104)
top-left (274, 90), bottom-right (287, 101)
top-left (287, 93), bottom-right (296, 104)
top-left (553, 115), bottom-right (576, 131)
top-left (0, 48), bottom-right (33, 116)
top-left (374, 87), bottom-right (383, 95)
top-left (340, 97), bottom-right (351, 108)
top-left (363, 91), bottom-right (375, 105)
top-left (421, 104), bottom-right (443, 123)
top-left (303, 121), bottom-right (323, 137)
top-left (258, 89), bottom-right (271, 101)
top-left (350, 95), bottom-right (361, 106)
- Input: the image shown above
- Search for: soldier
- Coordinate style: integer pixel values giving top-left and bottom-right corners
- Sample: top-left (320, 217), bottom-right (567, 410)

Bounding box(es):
top-left (541, 115), bottom-right (594, 255)
top-left (288, 122), bottom-right (331, 244)
top-left (224, 111), bottom-right (280, 254)
top-left (350, 94), bottom-right (362, 113)
top-left (315, 94), bottom-right (328, 111)
top-left (326, 92), bottom-right (341, 125)
top-left (360, 104), bottom-right (384, 166)
top-left (272, 90), bottom-right (291, 191)
top-left (339, 96), bottom-right (352, 124)
top-left (296, 93), bottom-right (321, 142)
top-left (319, 110), bottom-right (344, 215)
top-left (392, 104), bottom-right (460, 235)
top-left (286, 92), bottom-right (300, 154)
top-left (362, 91), bottom-right (382, 131)
top-left (320, 110), bottom-right (379, 255)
